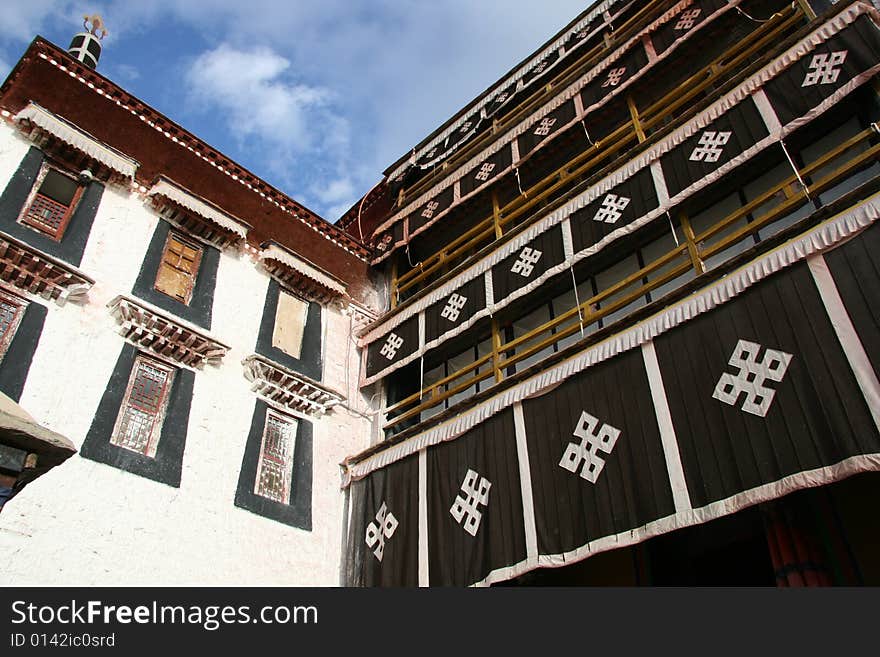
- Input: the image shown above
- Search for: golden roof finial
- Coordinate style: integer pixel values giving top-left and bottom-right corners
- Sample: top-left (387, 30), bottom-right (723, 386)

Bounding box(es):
top-left (83, 14), bottom-right (108, 40)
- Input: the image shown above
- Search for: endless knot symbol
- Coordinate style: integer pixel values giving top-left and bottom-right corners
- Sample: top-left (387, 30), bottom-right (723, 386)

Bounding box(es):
top-left (533, 60), bottom-right (550, 75)
top-left (450, 469), bottom-right (491, 537)
top-left (459, 121), bottom-right (473, 134)
top-left (713, 339), bottom-right (793, 417)
top-left (802, 51), bottom-right (848, 87)
top-left (689, 130), bottom-right (732, 163)
top-left (602, 67), bottom-right (627, 88)
top-left (593, 194), bottom-right (631, 224)
top-left (674, 9), bottom-right (702, 31)
top-left (376, 233), bottom-right (392, 251)
top-left (441, 293), bottom-right (468, 323)
top-left (496, 91), bottom-right (509, 104)
top-left (510, 247), bottom-right (543, 278)
top-left (365, 502), bottom-right (398, 562)
top-left (534, 117), bottom-right (558, 137)
top-left (379, 333), bottom-right (404, 360)
top-left (475, 162), bottom-right (496, 182)
top-left (421, 200), bottom-right (440, 219)
top-left (424, 147), bottom-right (438, 160)
top-left (559, 411), bottom-right (621, 483)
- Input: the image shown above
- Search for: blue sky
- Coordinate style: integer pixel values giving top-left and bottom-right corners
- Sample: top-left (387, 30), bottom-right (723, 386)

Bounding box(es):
top-left (0, 1), bottom-right (588, 222)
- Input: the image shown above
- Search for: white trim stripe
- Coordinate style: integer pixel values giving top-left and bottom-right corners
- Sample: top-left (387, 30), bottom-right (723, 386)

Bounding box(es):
top-left (751, 87), bottom-right (783, 138)
top-left (385, 0), bottom-right (625, 181)
top-left (650, 160), bottom-right (670, 207)
top-left (808, 254), bottom-right (880, 434)
top-left (469, 453), bottom-right (880, 586)
top-left (361, 4), bottom-right (880, 347)
top-left (418, 449), bottom-right (429, 587)
top-left (641, 340), bottom-right (692, 513)
top-left (378, 0), bottom-right (702, 234)
top-left (342, 193), bottom-right (880, 484)
top-left (513, 402), bottom-right (539, 560)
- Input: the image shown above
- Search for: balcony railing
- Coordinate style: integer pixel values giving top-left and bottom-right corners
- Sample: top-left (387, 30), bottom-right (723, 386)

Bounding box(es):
top-left (391, 1), bottom-right (806, 303)
top-left (383, 124), bottom-right (880, 433)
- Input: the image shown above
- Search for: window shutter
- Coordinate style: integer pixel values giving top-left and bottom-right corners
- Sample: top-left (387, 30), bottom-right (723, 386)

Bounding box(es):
top-left (272, 291), bottom-right (309, 359)
top-left (154, 233), bottom-right (203, 303)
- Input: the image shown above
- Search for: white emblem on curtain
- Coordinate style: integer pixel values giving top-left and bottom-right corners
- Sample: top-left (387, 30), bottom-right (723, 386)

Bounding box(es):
top-left (450, 469), bottom-right (492, 537)
top-left (559, 410), bottom-right (621, 483)
top-left (496, 91), bottom-right (510, 104)
top-left (674, 8), bottom-right (702, 31)
top-left (380, 333), bottom-right (404, 360)
top-left (376, 234), bottom-right (392, 252)
top-left (425, 147), bottom-right (438, 159)
top-left (689, 130), bottom-right (732, 163)
top-left (365, 501), bottom-right (399, 562)
top-left (534, 117), bottom-right (558, 136)
top-left (475, 162), bottom-right (497, 182)
top-left (459, 121), bottom-right (473, 134)
top-left (421, 200), bottom-right (440, 219)
top-left (593, 194), bottom-right (631, 223)
top-left (441, 293), bottom-right (468, 322)
top-left (532, 60), bottom-right (550, 75)
top-left (712, 339), bottom-right (793, 417)
top-left (601, 67), bottom-right (627, 88)
top-left (510, 247), bottom-right (543, 277)
top-left (802, 51), bottom-right (848, 87)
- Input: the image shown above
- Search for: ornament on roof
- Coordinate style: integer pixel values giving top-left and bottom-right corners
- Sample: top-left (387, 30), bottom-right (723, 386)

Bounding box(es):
top-left (83, 14), bottom-right (108, 40)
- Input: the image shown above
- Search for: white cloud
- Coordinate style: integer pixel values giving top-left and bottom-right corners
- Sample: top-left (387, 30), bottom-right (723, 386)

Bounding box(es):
top-left (0, 0), bottom-right (73, 43)
top-left (313, 177), bottom-right (355, 205)
top-left (309, 176), bottom-right (358, 222)
top-left (0, 0), bottom-right (596, 219)
top-left (185, 44), bottom-right (334, 150)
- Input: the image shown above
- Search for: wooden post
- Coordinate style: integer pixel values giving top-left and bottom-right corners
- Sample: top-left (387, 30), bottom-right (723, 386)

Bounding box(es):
top-left (627, 96), bottom-right (646, 143)
top-left (679, 212), bottom-right (706, 276)
top-left (491, 318), bottom-right (504, 383)
top-left (492, 191), bottom-right (503, 240)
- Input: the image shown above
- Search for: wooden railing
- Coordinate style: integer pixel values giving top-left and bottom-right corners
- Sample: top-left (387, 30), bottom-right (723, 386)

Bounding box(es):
top-left (383, 126), bottom-right (880, 432)
top-left (392, 2), bottom-right (805, 302)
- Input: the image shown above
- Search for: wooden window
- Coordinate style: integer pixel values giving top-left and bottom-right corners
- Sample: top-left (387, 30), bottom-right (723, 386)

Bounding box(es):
top-left (110, 355), bottom-right (175, 458)
top-left (0, 289), bottom-right (26, 362)
top-left (18, 165), bottom-right (84, 240)
top-left (272, 290), bottom-right (308, 359)
top-left (154, 232), bottom-right (203, 304)
top-left (254, 409), bottom-right (297, 504)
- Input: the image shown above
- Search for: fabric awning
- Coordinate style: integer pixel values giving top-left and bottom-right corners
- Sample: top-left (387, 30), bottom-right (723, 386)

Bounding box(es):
top-left (15, 102), bottom-right (139, 178)
top-left (148, 177), bottom-right (250, 239)
top-left (261, 243), bottom-right (347, 296)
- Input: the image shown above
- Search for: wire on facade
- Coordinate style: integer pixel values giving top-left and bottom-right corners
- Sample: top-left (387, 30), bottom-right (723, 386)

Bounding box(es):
top-left (666, 211), bottom-right (681, 246)
top-left (734, 4), bottom-right (791, 23)
top-left (580, 119), bottom-right (594, 146)
top-left (569, 264), bottom-right (586, 338)
top-left (780, 140), bottom-right (810, 200)
top-left (515, 167), bottom-right (527, 197)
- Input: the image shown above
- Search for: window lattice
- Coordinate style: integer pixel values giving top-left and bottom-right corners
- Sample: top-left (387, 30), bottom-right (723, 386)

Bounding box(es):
top-left (0, 299), bottom-right (21, 341)
top-left (256, 412), bottom-right (296, 504)
top-left (18, 168), bottom-right (82, 239)
top-left (23, 193), bottom-right (69, 233)
top-left (0, 294), bottom-right (25, 362)
top-left (112, 358), bottom-right (173, 457)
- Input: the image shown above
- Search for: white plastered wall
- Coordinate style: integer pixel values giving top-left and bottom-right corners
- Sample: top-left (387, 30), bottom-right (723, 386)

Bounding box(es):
top-left (0, 123), bottom-right (373, 585)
